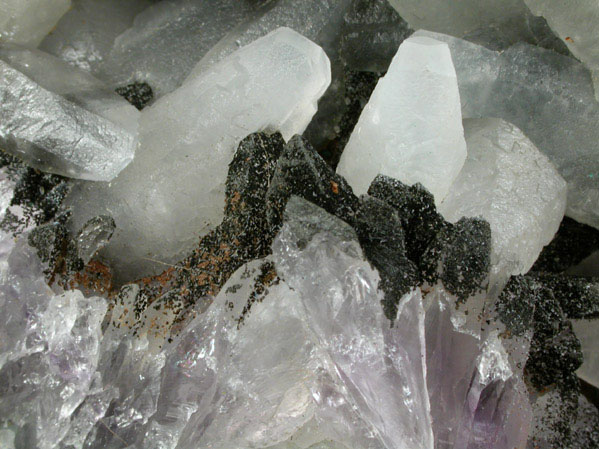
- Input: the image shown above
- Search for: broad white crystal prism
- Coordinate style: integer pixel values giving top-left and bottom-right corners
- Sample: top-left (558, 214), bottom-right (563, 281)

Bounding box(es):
top-left (68, 27), bottom-right (331, 281)
top-left (0, 0), bottom-right (71, 47)
top-left (0, 44), bottom-right (140, 181)
top-left (439, 118), bottom-right (567, 289)
top-left (336, 36), bottom-right (467, 203)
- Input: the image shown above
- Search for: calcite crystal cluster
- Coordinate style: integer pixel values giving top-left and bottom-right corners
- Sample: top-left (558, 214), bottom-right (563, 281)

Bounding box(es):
top-left (0, 1), bottom-right (598, 449)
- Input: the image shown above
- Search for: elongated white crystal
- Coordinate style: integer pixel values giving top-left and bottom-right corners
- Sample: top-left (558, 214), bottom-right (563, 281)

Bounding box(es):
top-left (336, 35), bottom-right (467, 203)
top-left (185, 0), bottom-right (352, 81)
top-left (39, 0), bottom-right (152, 75)
top-left (67, 27), bottom-right (331, 281)
top-left (439, 118), bottom-right (567, 289)
top-left (0, 0), bottom-right (71, 47)
top-left (414, 29), bottom-right (599, 230)
top-left (0, 44), bottom-right (140, 181)
top-left (524, 0), bottom-right (599, 100)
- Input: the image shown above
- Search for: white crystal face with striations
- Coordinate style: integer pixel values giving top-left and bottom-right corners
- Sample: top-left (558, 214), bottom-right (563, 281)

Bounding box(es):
top-left (524, 0), bottom-right (599, 100)
top-left (0, 0), bottom-right (71, 47)
top-left (414, 29), bottom-right (599, 230)
top-left (439, 118), bottom-right (567, 290)
top-left (39, 0), bottom-right (152, 75)
top-left (336, 35), bottom-right (467, 204)
top-left (0, 44), bottom-right (140, 181)
top-left (67, 27), bottom-right (331, 281)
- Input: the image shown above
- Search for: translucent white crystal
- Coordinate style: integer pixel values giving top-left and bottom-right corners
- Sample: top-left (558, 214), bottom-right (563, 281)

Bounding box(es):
top-left (0, 0), bottom-right (71, 47)
top-left (336, 35), bottom-right (467, 203)
top-left (185, 0), bottom-right (352, 81)
top-left (439, 118), bottom-right (567, 290)
top-left (414, 29), bottom-right (599, 230)
top-left (67, 27), bottom-right (331, 281)
top-left (39, 0), bottom-right (152, 75)
top-left (572, 318), bottom-right (599, 389)
top-left (0, 44), bottom-right (140, 181)
top-left (524, 0), bottom-right (599, 101)
top-left (101, 0), bottom-right (265, 97)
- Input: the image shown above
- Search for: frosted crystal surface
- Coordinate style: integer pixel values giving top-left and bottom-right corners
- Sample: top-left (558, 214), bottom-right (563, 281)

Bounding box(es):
top-left (414, 29), bottom-right (599, 230)
top-left (102, 0), bottom-right (265, 97)
top-left (185, 0), bottom-right (352, 80)
top-left (524, 0), bottom-right (599, 100)
top-left (67, 28), bottom-right (331, 281)
top-left (572, 319), bottom-right (599, 389)
top-left (336, 36), bottom-right (466, 203)
top-left (439, 118), bottom-right (567, 290)
top-left (0, 0), bottom-right (71, 47)
top-left (0, 44), bottom-right (140, 181)
top-left (39, 0), bottom-right (152, 75)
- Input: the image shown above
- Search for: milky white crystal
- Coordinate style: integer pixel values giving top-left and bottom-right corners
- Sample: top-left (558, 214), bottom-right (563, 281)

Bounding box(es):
top-left (336, 35), bottom-right (467, 203)
top-left (101, 0), bottom-right (265, 97)
top-left (185, 0), bottom-right (352, 80)
top-left (439, 118), bottom-right (567, 290)
top-left (414, 29), bottom-right (599, 230)
top-left (39, 0), bottom-right (152, 75)
top-left (67, 27), bottom-right (331, 281)
top-left (0, 44), bottom-right (140, 181)
top-left (572, 318), bottom-right (599, 389)
top-left (0, 0), bottom-right (71, 47)
top-left (524, 0), bottom-right (599, 100)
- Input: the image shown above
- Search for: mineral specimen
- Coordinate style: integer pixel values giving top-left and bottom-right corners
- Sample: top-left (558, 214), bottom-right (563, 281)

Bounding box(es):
top-left (0, 0), bottom-right (71, 47)
top-left (414, 29), bottom-right (599, 230)
top-left (439, 118), bottom-right (567, 290)
top-left (67, 27), bottom-right (331, 281)
top-left (336, 35), bottom-right (467, 203)
top-left (0, 44), bottom-right (140, 181)
top-left (572, 319), bottom-right (599, 389)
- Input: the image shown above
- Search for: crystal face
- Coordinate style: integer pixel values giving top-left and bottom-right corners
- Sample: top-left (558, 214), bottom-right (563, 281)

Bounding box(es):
top-left (337, 35), bottom-right (467, 203)
top-left (1, 1), bottom-right (599, 448)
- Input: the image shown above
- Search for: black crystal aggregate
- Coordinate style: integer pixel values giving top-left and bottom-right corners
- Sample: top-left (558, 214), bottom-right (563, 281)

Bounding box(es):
top-left (115, 82), bottom-right (154, 110)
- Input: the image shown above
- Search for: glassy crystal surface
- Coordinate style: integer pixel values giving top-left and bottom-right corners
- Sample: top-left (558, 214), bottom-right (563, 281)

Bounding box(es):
top-left (336, 36), bottom-right (467, 203)
top-left (0, 44), bottom-right (140, 181)
top-left (414, 29), bottom-right (599, 230)
top-left (67, 27), bottom-right (331, 281)
top-left (0, 0), bottom-right (71, 47)
top-left (439, 118), bottom-right (567, 290)
top-left (524, 0), bottom-right (599, 100)
top-left (572, 319), bottom-right (599, 389)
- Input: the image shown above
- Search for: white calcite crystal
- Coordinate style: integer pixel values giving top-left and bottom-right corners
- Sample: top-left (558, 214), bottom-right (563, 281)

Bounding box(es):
top-left (0, 0), bottom-right (71, 47)
top-left (572, 319), bottom-right (599, 389)
top-left (524, 0), bottom-right (599, 100)
top-left (185, 0), bottom-right (352, 80)
top-left (39, 0), bottom-right (152, 75)
top-left (336, 35), bottom-right (467, 203)
top-left (439, 118), bottom-right (567, 289)
top-left (414, 29), bottom-right (599, 230)
top-left (101, 0), bottom-right (265, 97)
top-left (67, 27), bottom-right (331, 280)
top-left (0, 44), bottom-right (140, 181)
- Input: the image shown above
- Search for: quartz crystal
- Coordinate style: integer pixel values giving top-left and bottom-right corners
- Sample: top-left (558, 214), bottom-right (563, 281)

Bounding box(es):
top-left (39, 0), bottom-right (152, 75)
top-left (0, 44), bottom-right (140, 181)
top-left (0, 0), bottom-right (71, 47)
top-left (414, 29), bottom-right (599, 230)
top-left (439, 118), bottom-right (567, 290)
top-left (524, 0), bottom-right (599, 100)
top-left (67, 27), bottom-right (331, 281)
top-left (572, 319), bottom-right (599, 389)
top-left (101, 0), bottom-right (266, 97)
top-left (336, 35), bottom-right (467, 203)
